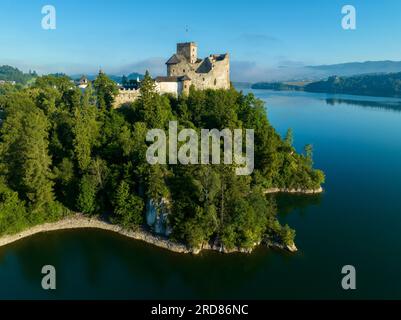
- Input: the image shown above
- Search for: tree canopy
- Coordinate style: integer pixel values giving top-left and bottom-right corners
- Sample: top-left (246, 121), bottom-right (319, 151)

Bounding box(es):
top-left (0, 73), bottom-right (324, 251)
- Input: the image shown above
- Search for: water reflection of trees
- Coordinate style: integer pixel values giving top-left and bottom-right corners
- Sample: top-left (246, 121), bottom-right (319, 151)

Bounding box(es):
top-left (325, 98), bottom-right (401, 112)
top-left (272, 193), bottom-right (323, 217)
top-left (1, 228), bottom-right (299, 299)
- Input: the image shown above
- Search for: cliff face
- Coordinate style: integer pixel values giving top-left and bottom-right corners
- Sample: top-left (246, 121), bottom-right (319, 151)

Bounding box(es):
top-left (146, 198), bottom-right (172, 237)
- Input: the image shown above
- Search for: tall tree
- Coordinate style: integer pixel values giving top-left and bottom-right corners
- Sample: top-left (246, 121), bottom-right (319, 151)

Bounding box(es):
top-left (285, 128), bottom-right (294, 147)
top-left (0, 93), bottom-right (56, 217)
top-left (93, 70), bottom-right (118, 111)
top-left (73, 104), bottom-right (100, 172)
top-left (137, 71), bottom-right (171, 128)
top-left (0, 179), bottom-right (28, 235)
top-left (304, 144), bottom-right (313, 166)
top-left (113, 180), bottom-right (144, 228)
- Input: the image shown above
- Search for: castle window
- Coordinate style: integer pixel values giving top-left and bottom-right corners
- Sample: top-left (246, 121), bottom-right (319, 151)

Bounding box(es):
top-left (183, 69), bottom-right (185, 73)
top-left (203, 78), bottom-right (205, 81)
top-left (214, 79), bottom-right (217, 86)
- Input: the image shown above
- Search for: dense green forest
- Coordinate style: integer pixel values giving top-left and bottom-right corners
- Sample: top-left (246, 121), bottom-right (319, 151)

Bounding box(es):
top-left (0, 72), bottom-right (324, 250)
top-left (252, 72), bottom-right (401, 98)
top-left (304, 73), bottom-right (401, 97)
top-left (0, 65), bottom-right (37, 84)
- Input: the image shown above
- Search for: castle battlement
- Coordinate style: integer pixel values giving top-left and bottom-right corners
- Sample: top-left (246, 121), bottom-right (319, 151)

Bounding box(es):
top-left (114, 88), bottom-right (140, 107)
top-left (119, 88), bottom-right (139, 92)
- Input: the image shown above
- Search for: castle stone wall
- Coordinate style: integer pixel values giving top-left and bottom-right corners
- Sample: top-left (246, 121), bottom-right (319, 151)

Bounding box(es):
top-left (113, 89), bottom-right (140, 108)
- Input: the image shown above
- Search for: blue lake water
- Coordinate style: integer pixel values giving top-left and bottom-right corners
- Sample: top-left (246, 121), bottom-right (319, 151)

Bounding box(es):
top-left (1, 89), bottom-right (401, 299)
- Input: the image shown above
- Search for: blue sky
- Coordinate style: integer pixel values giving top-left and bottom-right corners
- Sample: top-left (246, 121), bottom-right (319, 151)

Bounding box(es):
top-left (1, 0), bottom-right (401, 81)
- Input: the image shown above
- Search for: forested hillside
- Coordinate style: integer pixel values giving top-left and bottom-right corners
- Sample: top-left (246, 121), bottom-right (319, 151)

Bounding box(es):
top-left (0, 65), bottom-right (37, 84)
top-left (0, 73), bottom-right (324, 251)
top-left (252, 72), bottom-right (401, 98)
top-left (304, 73), bottom-right (401, 97)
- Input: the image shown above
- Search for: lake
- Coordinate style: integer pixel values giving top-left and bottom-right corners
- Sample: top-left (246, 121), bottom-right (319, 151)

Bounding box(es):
top-left (1, 89), bottom-right (401, 299)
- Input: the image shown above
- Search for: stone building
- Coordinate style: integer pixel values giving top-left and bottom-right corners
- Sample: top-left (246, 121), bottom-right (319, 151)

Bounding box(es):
top-left (77, 75), bottom-right (89, 89)
top-left (155, 42), bottom-right (230, 95)
top-left (111, 42), bottom-right (230, 107)
top-left (0, 80), bottom-right (16, 85)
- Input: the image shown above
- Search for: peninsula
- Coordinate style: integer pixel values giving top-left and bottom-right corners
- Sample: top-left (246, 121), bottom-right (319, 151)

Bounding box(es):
top-left (0, 42), bottom-right (324, 254)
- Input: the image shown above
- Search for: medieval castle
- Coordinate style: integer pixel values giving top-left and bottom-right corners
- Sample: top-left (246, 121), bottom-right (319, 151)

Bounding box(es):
top-left (114, 42), bottom-right (230, 107)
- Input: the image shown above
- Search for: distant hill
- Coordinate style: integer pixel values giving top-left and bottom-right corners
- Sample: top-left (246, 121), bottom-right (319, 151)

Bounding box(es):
top-left (252, 72), bottom-right (401, 98)
top-left (0, 65), bottom-right (37, 84)
top-left (253, 60), bottom-right (401, 83)
top-left (304, 73), bottom-right (401, 97)
top-left (232, 82), bottom-right (253, 89)
top-left (0, 65), bottom-right (145, 86)
top-left (306, 61), bottom-right (401, 78)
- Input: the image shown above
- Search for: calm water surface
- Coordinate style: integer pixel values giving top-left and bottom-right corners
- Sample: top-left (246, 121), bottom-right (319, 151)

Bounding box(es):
top-left (1, 89), bottom-right (401, 299)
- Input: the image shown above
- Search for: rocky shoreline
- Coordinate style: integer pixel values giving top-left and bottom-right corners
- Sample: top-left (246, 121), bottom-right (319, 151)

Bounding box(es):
top-left (0, 214), bottom-right (297, 254)
top-left (264, 187), bottom-right (323, 194)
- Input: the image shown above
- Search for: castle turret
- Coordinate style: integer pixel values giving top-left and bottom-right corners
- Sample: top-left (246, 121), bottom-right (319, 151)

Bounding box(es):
top-left (177, 42), bottom-right (197, 64)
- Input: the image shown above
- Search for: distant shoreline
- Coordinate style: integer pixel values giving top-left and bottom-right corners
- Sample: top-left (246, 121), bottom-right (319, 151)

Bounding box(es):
top-left (251, 71), bottom-right (401, 99)
top-left (251, 85), bottom-right (401, 100)
top-left (0, 214), bottom-right (298, 254)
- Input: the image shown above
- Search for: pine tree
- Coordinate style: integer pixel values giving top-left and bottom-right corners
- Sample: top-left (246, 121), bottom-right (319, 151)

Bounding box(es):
top-left (0, 94), bottom-right (56, 218)
top-left (304, 144), bottom-right (313, 166)
top-left (76, 174), bottom-right (97, 214)
top-left (137, 71), bottom-right (171, 128)
top-left (138, 70), bottom-right (157, 106)
top-left (73, 104), bottom-right (100, 172)
top-left (113, 180), bottom-right (144, 228)
top-left (285, 128), bottom-right (294, 147)
top-left (93, 70), bottom-right (119, 111)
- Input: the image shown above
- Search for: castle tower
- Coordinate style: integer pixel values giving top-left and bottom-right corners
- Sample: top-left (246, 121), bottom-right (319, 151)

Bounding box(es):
top-left (177, 42), bottom-right (197, 64)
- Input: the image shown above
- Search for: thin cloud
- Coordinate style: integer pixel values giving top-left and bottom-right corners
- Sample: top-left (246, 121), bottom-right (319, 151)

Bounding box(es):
top-left (113, 58), bottom-right (166, 77)
top-left (234, 33), bottom-right (281, 46)
top-left (277, 60), bottom-right (306, 68)
top-left (231, 60), bottom-right (321, 82)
